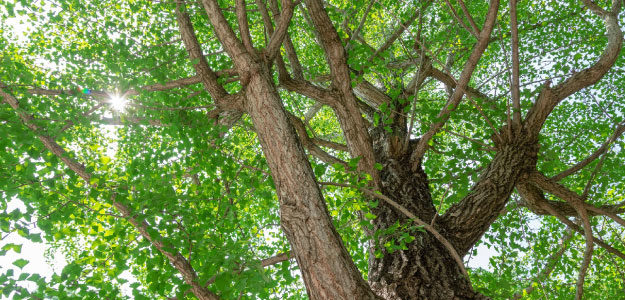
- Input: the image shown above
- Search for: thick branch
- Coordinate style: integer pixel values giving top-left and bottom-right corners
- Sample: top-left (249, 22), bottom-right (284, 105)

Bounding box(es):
top-left (437, 139), bottom-right (537, 255)
top-left (265, 0), bottom-right (294, 61)
top-left (303, 0), bottom-right (378, 182)
top-left (201, 0), bottom-right (251, 71)
top-left (523, 3), bottom-right (622, 140)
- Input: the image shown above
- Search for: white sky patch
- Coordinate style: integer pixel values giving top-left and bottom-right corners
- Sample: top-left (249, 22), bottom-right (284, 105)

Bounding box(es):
top-left (0, 199), bottom-right (67, 300)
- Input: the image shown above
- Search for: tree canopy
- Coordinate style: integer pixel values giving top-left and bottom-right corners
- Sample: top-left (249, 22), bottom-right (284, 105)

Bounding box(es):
top-left (1, 0), bottom-right (625, 299)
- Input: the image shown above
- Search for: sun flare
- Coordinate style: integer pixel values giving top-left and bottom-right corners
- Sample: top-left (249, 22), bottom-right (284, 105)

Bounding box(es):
top-left (110, 94), bottom-right (126, 111)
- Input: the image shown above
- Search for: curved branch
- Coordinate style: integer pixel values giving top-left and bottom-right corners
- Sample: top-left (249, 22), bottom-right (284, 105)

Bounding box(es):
top-left (552, 122), bottom-right (625, 181)
top-left (523, 3), bottom-right (623, 140)
top-left (318, 181), bottom-right (469, 279)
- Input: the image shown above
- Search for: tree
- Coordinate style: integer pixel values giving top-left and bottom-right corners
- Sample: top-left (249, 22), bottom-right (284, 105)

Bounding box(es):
top-left (1, 0), bottom-right (624, 298)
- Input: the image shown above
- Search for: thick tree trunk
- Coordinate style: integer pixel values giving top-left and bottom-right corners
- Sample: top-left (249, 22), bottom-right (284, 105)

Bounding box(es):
top-left (368, 128), bottom-right (486, 300)
top-left (243, 63), bottom-right (379, 299)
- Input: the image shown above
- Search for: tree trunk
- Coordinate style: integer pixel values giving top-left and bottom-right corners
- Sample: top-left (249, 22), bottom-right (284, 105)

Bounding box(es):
top-left (368, 128), bottom-right (487, 300)
top-left (243, 63), bottom-right (380, 299)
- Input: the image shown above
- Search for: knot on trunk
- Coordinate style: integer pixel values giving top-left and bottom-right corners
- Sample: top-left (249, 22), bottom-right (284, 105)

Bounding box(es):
top-left (492, 124), bottom-right (540, 162)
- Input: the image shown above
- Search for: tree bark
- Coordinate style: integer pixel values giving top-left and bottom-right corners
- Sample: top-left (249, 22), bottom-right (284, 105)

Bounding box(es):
top-left (368, 128), bottom-right (487, 300)
top-left (243, 63), bottom-right (380, 299)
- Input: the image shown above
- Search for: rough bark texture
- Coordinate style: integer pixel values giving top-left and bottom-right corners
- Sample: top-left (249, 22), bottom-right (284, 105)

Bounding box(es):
top-left (243, 63), bottom-right (380, 300)
top-left (367, 127), bottom-right (486, 300)
top-left (438, 128), bottom-right (539, 255)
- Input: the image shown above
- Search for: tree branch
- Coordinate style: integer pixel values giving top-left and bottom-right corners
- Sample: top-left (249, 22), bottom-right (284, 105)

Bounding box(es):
top-left (302, 0), bottom-right (378, 182)
top-left (509, 0), bottom-right (522, 127)
top-left (511, 229), bottom-right (573, 299)
top-left (1, 87), bottom-right (219, 300)
top-left (552, 122), bottom-right (625, 181)
top-left (411, 0), bottom-right (500, 168)
top-left (346, 0), bottom-right (374, 51)
top-left (443, 0), bottom-right (478, 37)
top-left (318, 181), bottom-right (469, 279)
top-left (458, 0), bottom-right (479, 34)
top-left (265, 0), bottom-right (294, 61)
top-left (235, 0), bottom-right (255, 54)
top-left (521, 183), bottom-right (625, 261)
top-left (175, 4), bottom-right (243, 113)
top-left (201, 0), bottom-right (251, 71)
top-left (288, 113), bottom-right (348, 168)
top-left (523, 2), bottom-right (622, 140)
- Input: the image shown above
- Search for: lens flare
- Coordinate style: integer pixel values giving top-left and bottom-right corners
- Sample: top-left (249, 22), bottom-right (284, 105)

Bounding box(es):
top-left (110, 95), bottom-right (126, 111)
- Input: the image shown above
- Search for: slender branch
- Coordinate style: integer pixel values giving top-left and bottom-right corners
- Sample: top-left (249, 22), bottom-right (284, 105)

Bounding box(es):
top-left (261, 252), bottom-right (291, 267)
top-left (287, 113), bottom-right (348, 168)
top-left (581, 149), bottom-right (608, 198)
top-left (509, 0), bottom-right (522, 127)
top-left (458, 0), bottom-right (479, 34)
top-left (443, 0), bottom-right (478, 37)
top-left (1, 87), bottom-right (219, 300)
top-left (411, 0), bottom-right (500, 168)
top-left (574, 199), bottom-right (594, 300)
top-left (529, 191), bottom-right (625, 261)
top-left (552, 122), bottom-right (625, 181)
top-left (346, 0), bottom-right (374, 50)
top-left (511, 229), bottom-right (574, 299)
top-left (368, 9), bottom-right (420, 64)
top-left (318, 181), bottom-right (469, 279)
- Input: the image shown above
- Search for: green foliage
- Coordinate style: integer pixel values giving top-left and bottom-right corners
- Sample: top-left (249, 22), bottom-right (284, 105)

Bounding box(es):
top-left (1, 0), bottom-right (624, 299)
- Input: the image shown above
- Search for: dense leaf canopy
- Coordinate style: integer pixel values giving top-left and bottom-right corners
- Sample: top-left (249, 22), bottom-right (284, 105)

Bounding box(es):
top-left (1, 0), bottom-right (625, 299)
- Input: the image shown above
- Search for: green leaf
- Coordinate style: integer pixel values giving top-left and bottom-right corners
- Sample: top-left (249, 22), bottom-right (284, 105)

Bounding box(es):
top-left (12, 258), bottom-right (29, 269)
top-left (2, 243), bottom-right (22, 253)
top-left (365, 212), bottom-right (377, 220)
